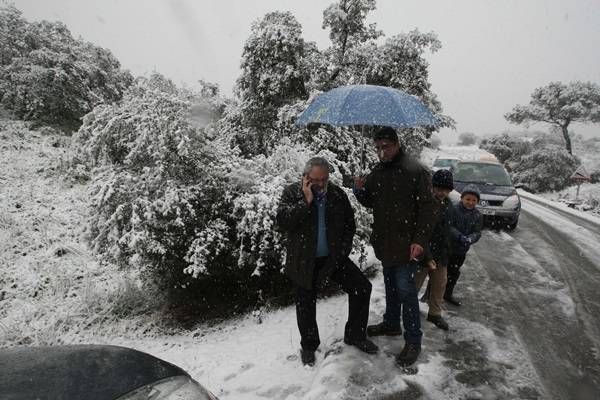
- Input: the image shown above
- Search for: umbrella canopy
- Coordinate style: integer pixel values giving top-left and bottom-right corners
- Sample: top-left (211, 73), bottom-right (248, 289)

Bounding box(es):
top-left (295, 84), bottom-right (438, 128)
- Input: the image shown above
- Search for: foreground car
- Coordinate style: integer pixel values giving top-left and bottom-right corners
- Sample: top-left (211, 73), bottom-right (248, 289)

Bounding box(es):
top-left (449, 160), bottom-right (521, 230)
top-left (0, 345), bottom-right (218, 400)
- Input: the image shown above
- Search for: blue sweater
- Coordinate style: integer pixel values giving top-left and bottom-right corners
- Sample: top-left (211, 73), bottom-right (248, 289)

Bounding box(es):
top-left (449, 203), bottom-right (483, 255)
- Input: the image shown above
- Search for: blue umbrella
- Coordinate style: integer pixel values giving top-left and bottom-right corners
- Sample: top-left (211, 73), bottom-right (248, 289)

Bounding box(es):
top-left (295, 84), bottom-right (438, 128)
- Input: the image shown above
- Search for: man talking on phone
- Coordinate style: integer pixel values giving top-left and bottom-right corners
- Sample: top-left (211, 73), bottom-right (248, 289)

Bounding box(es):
top-left (353, 127), bottom-right (437, 367)
top-left (276, 157), bottom-right (378, 366)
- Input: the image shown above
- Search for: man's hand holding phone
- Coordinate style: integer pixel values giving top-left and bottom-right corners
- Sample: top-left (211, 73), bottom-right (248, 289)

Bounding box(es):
top-left (302, 175), bottom-right (314, 206)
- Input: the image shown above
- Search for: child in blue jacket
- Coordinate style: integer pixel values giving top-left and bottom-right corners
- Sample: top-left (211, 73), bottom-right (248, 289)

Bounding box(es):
top-left (444, 184), bottom-right (483, 306)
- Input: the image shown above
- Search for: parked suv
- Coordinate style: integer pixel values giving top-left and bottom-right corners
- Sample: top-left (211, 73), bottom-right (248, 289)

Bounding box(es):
top-left (448, 160), bottom-right (521, 230)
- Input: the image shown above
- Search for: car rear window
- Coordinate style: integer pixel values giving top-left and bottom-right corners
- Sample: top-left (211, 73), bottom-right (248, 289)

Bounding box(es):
top-left (433, 159), bottom-right (457, 167)
top-left (453, 163), bottom-right (512, 186)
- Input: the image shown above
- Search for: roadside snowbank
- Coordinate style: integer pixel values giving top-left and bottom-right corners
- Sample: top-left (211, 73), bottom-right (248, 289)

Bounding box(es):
top-left (518, 189), bottom-right (600, 226)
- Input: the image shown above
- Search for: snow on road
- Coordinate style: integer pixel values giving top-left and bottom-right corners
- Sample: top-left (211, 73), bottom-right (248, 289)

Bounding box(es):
top-left (520, 197), bottom-right (600, 272)
top-left (472, 202), bottom-right (600, 399)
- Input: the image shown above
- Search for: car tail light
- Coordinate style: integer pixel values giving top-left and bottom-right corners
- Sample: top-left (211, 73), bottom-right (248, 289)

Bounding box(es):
top-left (117, 375), bottom-right (219, 400)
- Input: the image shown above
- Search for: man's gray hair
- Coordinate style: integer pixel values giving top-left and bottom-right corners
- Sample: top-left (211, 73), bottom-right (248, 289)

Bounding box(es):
top-left (303, 157), bottom-right (333, 175)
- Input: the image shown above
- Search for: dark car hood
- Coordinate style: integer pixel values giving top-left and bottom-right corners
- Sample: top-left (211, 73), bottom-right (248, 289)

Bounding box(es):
top-left (0, 345), bottom-right (187, 400)
top-left (454, 181), bottom-right (516, 196)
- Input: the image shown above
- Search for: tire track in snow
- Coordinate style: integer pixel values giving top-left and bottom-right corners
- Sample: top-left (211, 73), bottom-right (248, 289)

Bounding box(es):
top-left (518, 204), bottom-right (600, 342)
top-left (472, 223), bottom-right (600, 399)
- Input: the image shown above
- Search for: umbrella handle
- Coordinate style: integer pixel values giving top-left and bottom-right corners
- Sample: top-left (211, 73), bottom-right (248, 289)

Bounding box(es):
top-left (361, 126), bottom-right (366, 174)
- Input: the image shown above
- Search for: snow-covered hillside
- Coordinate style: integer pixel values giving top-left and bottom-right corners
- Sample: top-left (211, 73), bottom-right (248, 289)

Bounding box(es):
top-left (0, 120), bottom-right (154, 346)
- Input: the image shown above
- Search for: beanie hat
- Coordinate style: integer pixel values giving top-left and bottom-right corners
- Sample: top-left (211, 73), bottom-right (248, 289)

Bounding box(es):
top-left (461, 184), bottom-right (481, 201)
top-left (432, 169), bottom-right (454, 190)
top-left (373, 127), bottom-right (399, 142)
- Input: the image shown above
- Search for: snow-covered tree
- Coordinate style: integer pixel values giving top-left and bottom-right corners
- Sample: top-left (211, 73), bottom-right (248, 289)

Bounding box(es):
top-left (321, 0), bottom-right (382, 87)
top-left (480, 133), bottom-right (532, 164)
top-left (0, 6), bottom-right (30, 66)
top-left (457, 132), bottom-right (478, 146)
top-left (505, 81), bottom-right (600, 155)
top-left (511, 145), bottom-right (579, 193)
top-left (235, 11), bottom-right (308, 153)
top-left (0, 7), bottom-right (132, 131)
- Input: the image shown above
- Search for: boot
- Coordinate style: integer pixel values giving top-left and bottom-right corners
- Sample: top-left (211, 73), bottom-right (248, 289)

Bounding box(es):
top-left (344, 337), bottom-right (379, 354)
top-left (366, 322), bottom-right (402, 337)
top-left (300, 349), bottom-right (315, 366)
top-left (444, 276), bottom-right (462, 306)
top-left (395, 343), bottom-right (421, 367)
top-left (427, 314), bottom-right (449, 330)
top-left (444, 295), bottom-right (462, 307)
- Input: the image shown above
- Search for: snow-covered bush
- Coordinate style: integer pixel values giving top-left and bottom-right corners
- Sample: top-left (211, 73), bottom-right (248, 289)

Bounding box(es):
top-left (0, 6), bottom-right (132, 131)
top-left (512, 145), bottom-right (579, 193)
top-left (74, 75), bottom-right (242, 307)
top-left (457, 132), bottom-right (479, 146)
top-left (480, 133), bottom-right (532, 164)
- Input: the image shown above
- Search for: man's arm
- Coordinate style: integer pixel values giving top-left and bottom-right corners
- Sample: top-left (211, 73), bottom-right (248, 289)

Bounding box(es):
top-left (448, 206), bottom-right (462, 240)
top-left (467, 213), bottom-right (483, 244)
top-left (339, 189), bottom-right (356, 258)
top-left (276, 184), bottom-right (313, 232)
top-left (353, 174), bottom-right (374, 208)
top-left (412, 168), bottom-right (439, 248)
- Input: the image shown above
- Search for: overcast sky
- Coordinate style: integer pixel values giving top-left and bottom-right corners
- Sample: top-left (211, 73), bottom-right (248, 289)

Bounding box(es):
top-left (11, 0), bottom-right (600, 142)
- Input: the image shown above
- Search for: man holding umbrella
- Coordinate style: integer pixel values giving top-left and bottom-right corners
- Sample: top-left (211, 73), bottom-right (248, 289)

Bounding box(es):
top-left (354, 127), bottom-right (438, 367)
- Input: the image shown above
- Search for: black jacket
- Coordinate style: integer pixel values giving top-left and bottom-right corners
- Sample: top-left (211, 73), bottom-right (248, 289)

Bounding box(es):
top-left (449, 203), bottom-right (483, 256)
top-left (276, 182), bottom-right (355, 290)
top-left (423, 196), bottom-right (452, 267)
top-left (354, 152), bottom-right (438, 266)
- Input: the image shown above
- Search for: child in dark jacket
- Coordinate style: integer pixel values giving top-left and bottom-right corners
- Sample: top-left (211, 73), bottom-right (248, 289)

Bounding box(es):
top-left (416, 169), bottom-right (454, 330)
top-left (444, 184), bottom-right (483, 306)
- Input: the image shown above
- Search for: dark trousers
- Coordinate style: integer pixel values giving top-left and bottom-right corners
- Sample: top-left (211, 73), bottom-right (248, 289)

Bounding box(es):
top-left (445, 254), bottom-right (466, 297)
top-left (296, 256), bottom-right (372, 352)
top-left (382, 262), bottom-right (422, 344)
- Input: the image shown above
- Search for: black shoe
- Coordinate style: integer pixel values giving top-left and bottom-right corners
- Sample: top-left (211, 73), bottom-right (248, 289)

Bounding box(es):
top-left (344, 338), bottom-right (379, 354)
top-left (427, 314), bottom-right (449, 331)
top-left (395, 343), bottom-right (421, 367)
top-left (367, 322), bottom-right (402, 337)
top-left (300, 349), bottom-right (315, 366)
top-left (444, 295), bottom-right (462, 306)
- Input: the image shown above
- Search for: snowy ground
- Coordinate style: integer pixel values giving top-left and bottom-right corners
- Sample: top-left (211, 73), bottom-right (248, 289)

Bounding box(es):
top-left (2, 124), bottom-right (600, 399)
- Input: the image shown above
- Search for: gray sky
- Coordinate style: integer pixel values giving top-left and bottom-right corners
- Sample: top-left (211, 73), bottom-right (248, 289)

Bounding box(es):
top-left (11, 0), bottom-right (600, 142)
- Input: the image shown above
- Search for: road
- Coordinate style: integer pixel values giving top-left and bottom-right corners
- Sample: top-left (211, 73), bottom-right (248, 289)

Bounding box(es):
top-left (437, 197), bottom-right (600, 400)
top-left (261, 197), bottom-right (600, 400)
